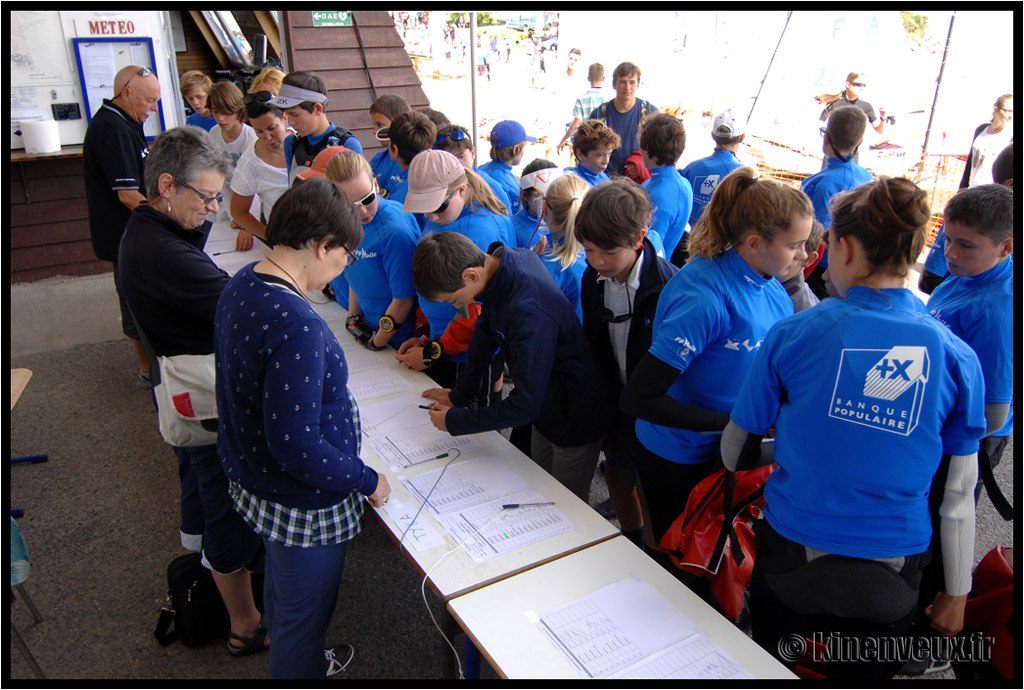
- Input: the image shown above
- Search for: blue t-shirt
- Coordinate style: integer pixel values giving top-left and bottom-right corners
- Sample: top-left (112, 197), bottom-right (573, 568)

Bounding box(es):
top-left (511, 208), bottom-right (549, 250)
top-left (370, 149), bottom-right (402, 191)
top-left (680, 150), bottom-right (743, 226)
top-left (563, 165), bottom-right (611, 188)
top-left (590, 99), bottom-right (657, 177)
top-left (643, 165), bottom-right (693, 259)
top-left (929, 255), bottom-right (1014, 437)
top-left (477, 160), bottom-right (521, 214)
top-left (731, 287), bottom-right (987, 559)
top-left (474, 165), bottom-right (513, 211)
top-left (800, 157), bottom-right (873, 267)
top-left (924, 225), bottom-right (949, 278)
top-left (636, 248), bottom-right (793, 464)
top-left (186, 111), bottom-right (218, 132)
top-left (541, 247), bottom-right (588, 324)
top-left (418, 206), bottom-right (515, 362)
top-left (329, 197), bottom-right (420, 343)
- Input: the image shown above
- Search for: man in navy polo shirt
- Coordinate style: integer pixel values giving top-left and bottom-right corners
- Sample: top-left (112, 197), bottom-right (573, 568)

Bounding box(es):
top-left (83, 64), bottom-right (160, 388)
top-left (589, 62), bottom-right (658, 177)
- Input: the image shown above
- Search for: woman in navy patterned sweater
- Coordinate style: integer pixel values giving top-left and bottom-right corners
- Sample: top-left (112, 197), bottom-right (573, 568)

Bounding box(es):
top-left (215, 178), bottom-right (392, 679)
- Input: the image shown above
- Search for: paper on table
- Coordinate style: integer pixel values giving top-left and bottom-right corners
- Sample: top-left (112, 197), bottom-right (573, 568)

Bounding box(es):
top-left (435, 490), bottom-right (574, 563)
top-left (611, 635), bottom-right (752, 680)
top-left (381, 498), bottom-right (446, 551)
top-left (347, 369), bottom-right (413, 401)
top-left (342, 344), bottom-right (387, 375)
top-left (401, 455), bottom-right (529, 515)
top-left (365, 422), bottom-right (480, 471)
top-left (531, 577), bottom-right (708, 679)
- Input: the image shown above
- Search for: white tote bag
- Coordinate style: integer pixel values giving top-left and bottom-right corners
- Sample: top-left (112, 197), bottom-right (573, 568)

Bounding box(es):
top-left (154, 353), bottom-right (218, 447)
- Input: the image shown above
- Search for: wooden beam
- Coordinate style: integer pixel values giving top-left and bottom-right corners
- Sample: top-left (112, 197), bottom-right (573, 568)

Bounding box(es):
top-left (189, 11), bottom-right (231, 70)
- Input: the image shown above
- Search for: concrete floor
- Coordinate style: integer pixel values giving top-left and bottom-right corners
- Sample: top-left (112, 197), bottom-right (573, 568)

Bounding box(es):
top-left (9, 271), bottom-right (1013, 681)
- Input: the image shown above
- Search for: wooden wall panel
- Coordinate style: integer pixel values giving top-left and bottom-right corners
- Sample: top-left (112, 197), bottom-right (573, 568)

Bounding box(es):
top-left (283, 11), bottom-right (429, 155)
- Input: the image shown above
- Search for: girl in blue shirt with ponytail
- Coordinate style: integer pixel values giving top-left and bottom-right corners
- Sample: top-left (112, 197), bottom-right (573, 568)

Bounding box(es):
top-left (723, 176), bottom-right (987, 679)
top-left (621, 166), bottom-right (814, 546)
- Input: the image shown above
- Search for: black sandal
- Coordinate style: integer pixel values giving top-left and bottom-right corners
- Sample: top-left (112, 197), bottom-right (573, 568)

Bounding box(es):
top-left (227, 622), bottom-right (269, 657)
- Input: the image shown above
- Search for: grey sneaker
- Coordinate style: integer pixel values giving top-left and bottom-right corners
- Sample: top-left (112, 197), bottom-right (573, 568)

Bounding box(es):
top-left (325, 644), bottom-right (354, 677)
top-left (137, 369), bottom-right (153, 389)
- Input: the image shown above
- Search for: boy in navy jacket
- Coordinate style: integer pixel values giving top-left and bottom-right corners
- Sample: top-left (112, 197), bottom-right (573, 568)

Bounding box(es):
top-left (577, 180), bottom-right (678, 548)
top-left (414, 231), bottom-right (614, 501)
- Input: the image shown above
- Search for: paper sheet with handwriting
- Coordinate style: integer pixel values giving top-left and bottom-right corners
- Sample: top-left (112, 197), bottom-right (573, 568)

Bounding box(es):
top-left (381, 498), bottom-right (446, 552)
top-left (530, 577), bottom-right (750, 679)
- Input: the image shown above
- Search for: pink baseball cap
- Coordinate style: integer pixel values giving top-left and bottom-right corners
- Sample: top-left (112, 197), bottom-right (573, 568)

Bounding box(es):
top-left (403, 150), bottom-right (466, 213)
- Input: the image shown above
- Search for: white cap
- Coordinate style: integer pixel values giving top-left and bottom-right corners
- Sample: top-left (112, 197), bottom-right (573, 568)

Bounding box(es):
top-left (519, 168), bottom-right (561, 196)
top-left (712, 109), bottom-right (745, 138)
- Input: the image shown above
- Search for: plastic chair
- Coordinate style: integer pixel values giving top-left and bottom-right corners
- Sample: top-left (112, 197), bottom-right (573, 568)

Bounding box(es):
top-left (11, 516), bottom-right (45, 678)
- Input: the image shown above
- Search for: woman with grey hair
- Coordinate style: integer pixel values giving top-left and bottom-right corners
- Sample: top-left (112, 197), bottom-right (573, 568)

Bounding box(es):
top-left (118, 125), bottom-right (267, 657)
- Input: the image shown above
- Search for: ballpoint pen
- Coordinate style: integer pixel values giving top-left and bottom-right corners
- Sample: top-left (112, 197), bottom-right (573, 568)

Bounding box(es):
top-left (502, 501), bottom-right (556, 509)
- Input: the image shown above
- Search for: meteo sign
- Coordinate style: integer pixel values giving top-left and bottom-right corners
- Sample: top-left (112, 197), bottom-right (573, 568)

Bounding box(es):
top-left (88, 20), bottom-right (137, 35)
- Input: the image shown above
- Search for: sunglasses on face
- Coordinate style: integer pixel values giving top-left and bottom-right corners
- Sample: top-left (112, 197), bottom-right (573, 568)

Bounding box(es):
top-left (243, 90), bottom-right (274, 105)
top-left (850, 81), bottom-right (866, 88)
top-left (436, 130), bottom-right (469, 146)
top-left (173, 176), bottom-right (224, 206)
top-left (431, 191), bottom-right (457, 215)
top-left (353, 188), bottom-right (376, 207)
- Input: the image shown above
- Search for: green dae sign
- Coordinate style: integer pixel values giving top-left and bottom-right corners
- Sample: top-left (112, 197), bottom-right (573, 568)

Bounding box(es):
top-left (312, 11), bottom-right (352, 27)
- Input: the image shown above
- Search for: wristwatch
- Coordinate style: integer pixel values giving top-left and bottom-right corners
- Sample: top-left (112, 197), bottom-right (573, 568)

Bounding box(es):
top-left (378, 314), bottom-right (400, 334)
top-left (421, 337), bottom-right (443, 366)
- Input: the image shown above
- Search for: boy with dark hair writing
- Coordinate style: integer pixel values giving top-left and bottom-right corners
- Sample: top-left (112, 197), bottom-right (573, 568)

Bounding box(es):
top-left (414, 231), bottom-right (613, 501)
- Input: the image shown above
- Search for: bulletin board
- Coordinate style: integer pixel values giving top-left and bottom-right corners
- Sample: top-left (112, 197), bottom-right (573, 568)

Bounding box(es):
top-left (73, 36), bottom-right (166, 140)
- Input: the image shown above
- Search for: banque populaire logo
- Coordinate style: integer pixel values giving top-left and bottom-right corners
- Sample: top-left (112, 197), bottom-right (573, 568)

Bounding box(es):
top-left (829, 346), bottom-right (930, 436)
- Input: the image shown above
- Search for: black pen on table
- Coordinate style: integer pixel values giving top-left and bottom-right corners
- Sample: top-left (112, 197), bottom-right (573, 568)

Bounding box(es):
top-left (502, 502), bottom-right (556, 509)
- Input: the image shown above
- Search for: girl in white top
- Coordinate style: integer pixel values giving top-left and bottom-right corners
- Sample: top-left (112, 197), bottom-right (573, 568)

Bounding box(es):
top-left (230, 91), bottom-right (290, 250)
top-left (207, 81), bottom-right (258, 230)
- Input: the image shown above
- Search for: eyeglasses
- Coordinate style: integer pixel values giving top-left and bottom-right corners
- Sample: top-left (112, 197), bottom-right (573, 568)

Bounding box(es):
top-left (819, 127), bottom-right (827, 137)
top-left (850, 81), bottom-right (866, 88)
top-left (436, 130), bottom-right (469, 146)
top-left (998, 107), bottom-right (1013, 114)
top-left (173, 176), bottom-right (223, 206)
top-left (431, 191), bottom-right (457, 215)
top-left (243, 90), bottom-right (274, 105)
top-left (123, 67), bottom-right (153, 91)
top-left (343, 250), bottom-right (358, 268)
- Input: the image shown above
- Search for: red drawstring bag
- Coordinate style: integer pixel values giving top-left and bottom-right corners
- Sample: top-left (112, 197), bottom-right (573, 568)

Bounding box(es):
top-left (657, 465), bottom-right (774, 623)
top-left (953, 546), bottom-right (1014, 680)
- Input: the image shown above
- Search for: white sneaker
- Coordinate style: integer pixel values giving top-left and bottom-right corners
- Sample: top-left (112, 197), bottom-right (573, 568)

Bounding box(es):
top-left (325, 645), bottom-right (355, 677)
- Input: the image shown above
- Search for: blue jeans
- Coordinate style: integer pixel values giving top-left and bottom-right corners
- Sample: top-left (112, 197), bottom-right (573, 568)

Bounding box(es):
top-left (264, 537), bottom-right (350, 679)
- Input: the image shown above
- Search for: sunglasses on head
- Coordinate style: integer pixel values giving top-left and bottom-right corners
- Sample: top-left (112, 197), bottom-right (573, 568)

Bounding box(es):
top-left (123, 66), bottom-right (153, 90)
top-left (436, 130), bottom-right (469, 146)
top-left (243, 90), bottom-right (274, 105)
